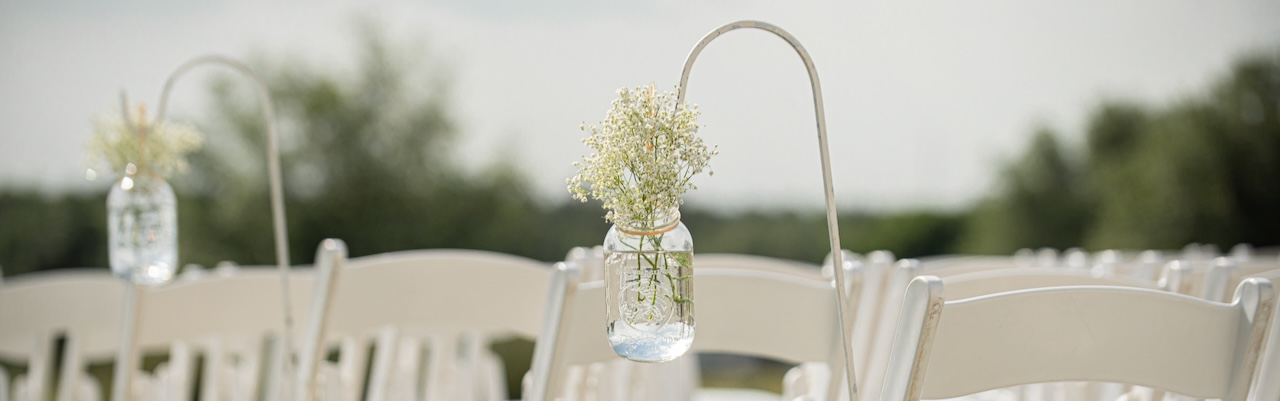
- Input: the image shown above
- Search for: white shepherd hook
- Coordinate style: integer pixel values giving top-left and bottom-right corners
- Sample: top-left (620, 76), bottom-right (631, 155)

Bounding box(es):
top-left (155, 55), bottom-right (296, 400)
top-left (675, 20), bottom-right (858, 401)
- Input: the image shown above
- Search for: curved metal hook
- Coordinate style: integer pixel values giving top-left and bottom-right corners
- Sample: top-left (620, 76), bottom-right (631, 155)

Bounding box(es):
top-left (154, 55), bottom-right (296, 401)
top-left (676, 20), bottom-right (857, 401)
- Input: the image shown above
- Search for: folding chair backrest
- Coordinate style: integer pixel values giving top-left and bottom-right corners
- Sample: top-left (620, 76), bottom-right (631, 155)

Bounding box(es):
top-left (528, 257), bottom-right (850, 401)
top-left (327, 249), bottom-right (552, 339)
top-left (318, 249), bottom-right (553, 401)
top-left (0, 269), bottom-right (124, 401)
top-left (133, 266), bottom-right (318, 401)
top-left (882, 276), bottom-right (1275, 401)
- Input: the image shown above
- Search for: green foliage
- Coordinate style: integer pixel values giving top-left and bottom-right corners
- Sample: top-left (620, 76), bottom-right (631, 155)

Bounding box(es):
top-left (176, 21), bottom-right (559, 266)
top-left (960, 49), bottom-right (1280, 252)
top-left (0, 192), bottom-right (106, 275)
top-left (958, 128), bottom-right (1092, 254)
top-left (848, 211), bottom-right (965, 257)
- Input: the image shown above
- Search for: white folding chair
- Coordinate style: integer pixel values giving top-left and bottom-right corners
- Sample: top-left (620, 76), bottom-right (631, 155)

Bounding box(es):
top-left (881, 276), bottom-right (1275, 401)
top-left (941, 266), bottom-right (1167, 401)
top-left (547, 251), bottom-right (848, 401)
top-left (694, 254), bottom-right (847, 401)
top-left (121, 239), bottom-right (342, 401)
top-left (312, 249), bottom-right (553, 401)
top-left (0, 269), bottom-right (123, 401)
top-left (1157, 250), bottom-right (1280, 401)
top-left (866, 250), bottom-right (1179, 401)
top-left (0, 239), bottom-right (342, 401)
top-left (527, 256), bottom-right (853, 401)
top-left (129, 263), bottom-right (322, 401)
top-left (1181, 255), bottom-right (1280, 401)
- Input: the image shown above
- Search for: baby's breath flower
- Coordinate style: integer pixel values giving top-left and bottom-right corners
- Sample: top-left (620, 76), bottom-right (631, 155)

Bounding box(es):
top-left (87, 103), bottom-right (204, 178)
top-left (568, 84), bottom-right (717, 229)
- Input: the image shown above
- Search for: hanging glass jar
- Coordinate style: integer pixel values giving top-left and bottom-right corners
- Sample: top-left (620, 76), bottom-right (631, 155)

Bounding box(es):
top-left (107, 164), bottom-right (178, 286)
top-left (603, 207), bottom-right (694, 362)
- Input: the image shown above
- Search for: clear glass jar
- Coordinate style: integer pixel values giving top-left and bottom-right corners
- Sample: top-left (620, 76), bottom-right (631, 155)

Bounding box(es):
top-left (603, 208), bottom-right (695, 362)
top-left (107, 171), bottom-right (178, 286)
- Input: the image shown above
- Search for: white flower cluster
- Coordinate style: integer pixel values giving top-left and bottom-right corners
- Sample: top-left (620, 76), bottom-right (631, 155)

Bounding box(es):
top-left (568, 85), bottom-right (717, 229)
top-left (87, 103), bottom-right (204, 178)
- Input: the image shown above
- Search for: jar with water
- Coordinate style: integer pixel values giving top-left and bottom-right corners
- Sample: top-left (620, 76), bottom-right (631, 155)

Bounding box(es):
top-left (107, 165), bottom-right (178, 286)
top-left (603, 208), bottom-right (694, 362)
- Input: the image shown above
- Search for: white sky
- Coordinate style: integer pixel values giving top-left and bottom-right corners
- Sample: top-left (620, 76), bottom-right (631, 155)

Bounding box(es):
top-left (2, 0), bottom-right (1278, 212)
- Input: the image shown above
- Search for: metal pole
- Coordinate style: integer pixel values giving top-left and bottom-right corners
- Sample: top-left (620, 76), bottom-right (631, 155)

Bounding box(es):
top-left (675, 20), bottom-right (858, 401)
top-left (154, 55), bottom-right (295, 401)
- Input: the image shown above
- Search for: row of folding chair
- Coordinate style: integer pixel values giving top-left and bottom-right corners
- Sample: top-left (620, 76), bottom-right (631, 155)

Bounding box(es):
top-left (269, 244), bottom-right (849, 401)
top-left (523, 248), bottom-right (847, 401)
top-left (3, 243), bottom-right (1277, 401)
top-left (528, 245), bottom-right (1280, 401)
top-left (0, 241), bottom-right (343, 401)
top-left (0, 241), bottom-right (567, 401)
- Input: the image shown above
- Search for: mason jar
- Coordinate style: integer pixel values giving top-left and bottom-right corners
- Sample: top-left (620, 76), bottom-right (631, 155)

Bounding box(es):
top-left (603, 208), bottom-right (695, 362)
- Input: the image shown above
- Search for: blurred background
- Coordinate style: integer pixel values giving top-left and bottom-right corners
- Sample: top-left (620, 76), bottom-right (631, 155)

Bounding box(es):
top-left (1, 0), bottom-right (1278, 275)
top-left (2, 0), bottom-right (1279, 397)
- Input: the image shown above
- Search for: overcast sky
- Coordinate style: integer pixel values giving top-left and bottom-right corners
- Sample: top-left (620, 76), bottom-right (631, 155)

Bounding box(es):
top-left (2, 0), bottom-right (1278, 212)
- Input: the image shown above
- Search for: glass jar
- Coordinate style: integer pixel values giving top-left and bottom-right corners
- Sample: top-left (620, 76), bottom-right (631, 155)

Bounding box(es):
top-left (107, 171), bottom-right (178, 286)
top-left (603, 208), bottom-right (695, 362)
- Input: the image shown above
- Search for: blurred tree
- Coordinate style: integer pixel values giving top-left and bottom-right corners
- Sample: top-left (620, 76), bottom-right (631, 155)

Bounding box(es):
top-left (1083, 51), bottom-right (1280, 250)
top-left (1083, 101), bottom-right (1238, 249)
top-left (961, 49), bottom-right (1280, 253)
top-left (958, 128), bottom-right (1090, 253)
top-left (847, 211), bottom-right (964, 258)
top-left (0, 192), bottom-right (105, 275)
top-left (177, 19), bottom-right (560, 266)
top-left (1210, 53), bottom-right (1280, 247)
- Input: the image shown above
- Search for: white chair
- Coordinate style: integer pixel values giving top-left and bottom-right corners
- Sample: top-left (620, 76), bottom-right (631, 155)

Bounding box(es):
top-left (940, 266), bottom-right (1167, 401)
top-left (1189, 254), bottom-right (1280, 401)
top-left (1152, 254), bottom-right (1280, 401)
top-left (547, 251), bottom-right (835, 401)
top-left (121, 239), bottom-right (342, 401)
top-left (0, 269), bottom-right (123, 401)
top-left (866, 251), bottom-right (1178, 401)
top-left (129, 263), bottom-right (323, 401)
top-left (527, 256), bottom-right (853, 401)
top-left (694, 254), bottom-right (845, 401)
top-left (312, 248), bottom-right (553, 401)
top-left (0, 239), bottom-right (343, 401)
top-left (880, 276), bottom-right (1275, 401)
